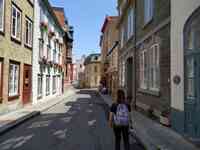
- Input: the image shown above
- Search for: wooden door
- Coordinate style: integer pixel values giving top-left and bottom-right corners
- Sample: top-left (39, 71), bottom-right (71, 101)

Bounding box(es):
top-left (23, 65), bottom-right (32, 105)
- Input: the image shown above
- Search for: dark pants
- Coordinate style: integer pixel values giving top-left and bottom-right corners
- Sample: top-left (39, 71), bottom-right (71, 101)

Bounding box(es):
top-left (113, 126), bottom-right (130, 150)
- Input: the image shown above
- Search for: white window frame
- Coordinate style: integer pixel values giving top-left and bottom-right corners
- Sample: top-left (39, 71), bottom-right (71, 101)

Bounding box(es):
top-left (9, 63), bottom-right (19, 97)
top-left (37, 74), bottom-right (43, 98)
top-left (150, 44), bottom-right (160, 91)
top-left (121, 26), bottom-right (124, 48)
top-left (46, 75), bottom-right (50, 95)
top-left (144, 0), bottom-right (153, 24)
top-left (0, 0), bottom-right (5, 32)
top-left (140, 50), bottom-right (148, 89)
top-left (11, 4), bottom-right (22, 41)
top-left (52, 75), bottom-right (56, 94)
top-left (25, 17), bottom-right (33, 47)
top-left (139, 44), bottom-right (160, 92)
top-left (127, 8), bottom-right (134, 39)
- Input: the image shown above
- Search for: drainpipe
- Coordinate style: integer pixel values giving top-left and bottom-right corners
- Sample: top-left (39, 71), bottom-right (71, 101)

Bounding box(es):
top-left (134, 0), bottom-right (137, 110)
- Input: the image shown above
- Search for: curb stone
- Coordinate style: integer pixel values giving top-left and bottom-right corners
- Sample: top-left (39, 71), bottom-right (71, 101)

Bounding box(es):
top-left (0, 90), bottom-right (75, 136)
top-left (41, 92), bottom-right (75, 112)
top-left (0, 111), bottom-right (40, 136)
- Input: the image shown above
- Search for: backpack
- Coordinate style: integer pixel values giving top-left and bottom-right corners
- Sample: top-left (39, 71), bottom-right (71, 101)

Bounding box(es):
top-left (114, 104), bottom-right (129, 126)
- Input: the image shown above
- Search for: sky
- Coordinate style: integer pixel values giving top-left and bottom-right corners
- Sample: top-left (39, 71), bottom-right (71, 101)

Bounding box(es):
top-left (50, 0), bottom-right (117, 60)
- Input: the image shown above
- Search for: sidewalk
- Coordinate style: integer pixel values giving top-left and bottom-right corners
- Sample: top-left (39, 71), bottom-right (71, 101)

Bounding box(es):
top-left (99, 93), bottom-right (199, 150)
top-left (0, 87), bottom-right (75, 135)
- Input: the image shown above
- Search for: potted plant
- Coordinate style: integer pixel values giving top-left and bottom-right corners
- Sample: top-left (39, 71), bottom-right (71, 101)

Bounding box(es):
top-left (40, 22), bottom-right (48, 32)
top-left (48, 30), bottom-right (55, 38)
top-left (160, 100), bottom-right (171, 126)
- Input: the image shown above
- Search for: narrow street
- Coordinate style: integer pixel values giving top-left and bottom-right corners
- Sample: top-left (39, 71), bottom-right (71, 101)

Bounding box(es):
top-left (0, 90), bottom-right (144, 150)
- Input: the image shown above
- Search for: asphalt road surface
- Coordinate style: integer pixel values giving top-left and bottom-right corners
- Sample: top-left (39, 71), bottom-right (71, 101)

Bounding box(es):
top-left (0, 89), bottom-right (144, 150)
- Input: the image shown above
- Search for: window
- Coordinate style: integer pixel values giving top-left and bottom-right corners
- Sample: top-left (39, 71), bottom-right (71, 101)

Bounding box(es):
top-left (121, 26), bottom-right (124, 48)
top-left (40, 8), bottom-right (44, 23)
top-left (95, 76), bottom-right (97, 85)
top-left (0, 0), bottom-right (4, 32)
top-left (144, 0), bottom-right (153, 24)
top-left (152, 44), bottom-right (160, 90)
top-left (94, 66), bottom-right (97, 73)
top-left (37, 74), bottom-right (43, 98)
top-left (25, 17), bottom-right (33, 47)
top-left (127, 8), bottom-right (135, 39)
top-left (46, 75), bottom-right (50, 96)
top-left (139, 51), bottom-right (145, 89)
top-left (0, 59), bottom-right (3, 100)
top-left (9, 62), bottom-right (20, 97)
top-left (139, 44), bottom-right (160, 91)
top-left (11, 4), bottom-right (22, 41)
top-left (52, 76), bottom-right (56, 94)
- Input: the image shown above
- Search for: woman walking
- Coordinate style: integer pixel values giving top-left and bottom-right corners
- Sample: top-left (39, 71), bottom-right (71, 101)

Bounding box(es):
top-left (109, 89), bottom-right (131, 150)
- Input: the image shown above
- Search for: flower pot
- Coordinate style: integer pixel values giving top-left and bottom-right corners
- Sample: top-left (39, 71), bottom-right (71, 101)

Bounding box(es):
top-left (160, 115), bottom-right (170, 126)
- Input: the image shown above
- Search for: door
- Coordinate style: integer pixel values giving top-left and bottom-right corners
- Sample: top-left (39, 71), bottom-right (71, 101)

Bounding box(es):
top-left (23, 65), bottom-right (32, 105)
top-left (184, 14), bottom-right (200, 137)
top-left (126, 57), bottom-right (133, 102)
top-left (185, 54), bottom-right (199, 137)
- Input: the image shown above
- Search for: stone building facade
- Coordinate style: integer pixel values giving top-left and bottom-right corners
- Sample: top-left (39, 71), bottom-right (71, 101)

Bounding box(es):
top-left (171, 0), bottom-right (200, 139)
top-left (75, 55), bottom-right (86, 88)
top-left (117, 0), bottom-right (136, 103)
top-left (0, 0), bottom-right (34, 114)
top-left (117, 0), bottom-right (170, 118)
top-left (84, 54), bottom-right (101, 88)
top-left (32, 0), bottom-right (64, 104)
top-left (135, 0), bottom-right (171, 118)
top-left (100, 16), bottom-right (119, 100)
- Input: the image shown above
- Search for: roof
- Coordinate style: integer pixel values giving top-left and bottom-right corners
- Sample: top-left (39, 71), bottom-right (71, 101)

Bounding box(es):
top-left (52, 7), bottom-right (68, 27)
top-left (42, 0), bottom-right (64, 34)
top-left (52, 6), bottom-right (73, 41)
top-left (101, 16), bottom-right (118, 33)
top-left (84, 53), bottom-right (101, 65)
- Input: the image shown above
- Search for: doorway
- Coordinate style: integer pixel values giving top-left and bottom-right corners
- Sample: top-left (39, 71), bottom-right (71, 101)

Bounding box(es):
top-left (23, 64), bottom-right (32, 105)
top-left (184, 8), bottom-right (200, 138)
top-left (126, 57), bottom-right (133, 102)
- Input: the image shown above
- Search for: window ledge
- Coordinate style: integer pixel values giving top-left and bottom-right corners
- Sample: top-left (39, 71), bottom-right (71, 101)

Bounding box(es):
top-left (143, 18), bottom-right (153, 29)
top-left (8, 95), bottom-right (20, 101)
top-left (24, 44), bottom-right (33, 50)
top-left (27, 0), bottom-right (34, 7)
top-left (0, 30), bottom-right (5, 36)
top-left (138, 88), bottom-right (160, 97)
top-left (37, 95), bottom-right (42, 100)
top-left (11, 37), bottom-right (22, 45)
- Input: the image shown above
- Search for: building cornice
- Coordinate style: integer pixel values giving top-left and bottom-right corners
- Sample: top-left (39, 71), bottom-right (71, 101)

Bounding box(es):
top-left (136, 17), bottom-right (171, 47)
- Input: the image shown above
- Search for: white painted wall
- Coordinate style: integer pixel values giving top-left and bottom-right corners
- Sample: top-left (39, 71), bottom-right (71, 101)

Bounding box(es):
top-left (32, 0), bottom-right (63, 104)
top-left (171, 0), bottom-right (200, 111)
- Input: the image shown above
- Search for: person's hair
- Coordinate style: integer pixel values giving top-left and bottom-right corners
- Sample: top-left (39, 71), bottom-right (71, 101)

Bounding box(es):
top-left (116, 89), bottom-right (125, 103)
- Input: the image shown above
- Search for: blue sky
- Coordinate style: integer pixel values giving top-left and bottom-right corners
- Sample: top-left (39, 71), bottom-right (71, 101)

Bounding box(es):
top-left (50, 0), bottom-right (117, 60)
